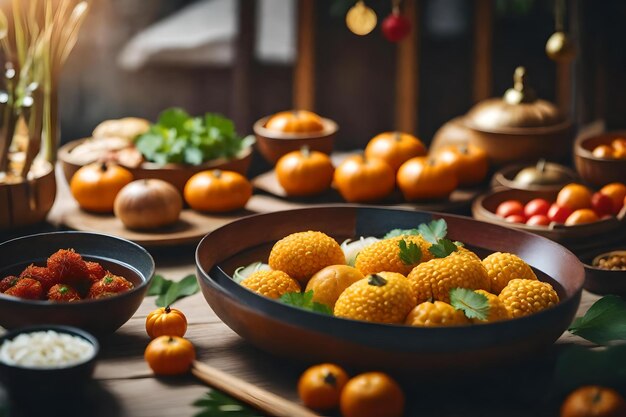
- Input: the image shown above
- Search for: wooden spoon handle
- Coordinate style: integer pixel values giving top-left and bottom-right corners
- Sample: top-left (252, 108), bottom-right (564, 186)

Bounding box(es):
top-left (191, 361), bottom-right (321, 417)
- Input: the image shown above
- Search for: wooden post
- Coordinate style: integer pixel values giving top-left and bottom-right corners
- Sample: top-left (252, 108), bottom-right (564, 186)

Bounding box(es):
top-left (557, 62), bottom-right (572, 116)
top-left (473, 0), bottom-right (493, 102)
top-left (395, 0), bottom-right (419, 134)
top-left (293, 0), bottom-right (315, 111)
top-left (231, 0), bottom-right (256, 130)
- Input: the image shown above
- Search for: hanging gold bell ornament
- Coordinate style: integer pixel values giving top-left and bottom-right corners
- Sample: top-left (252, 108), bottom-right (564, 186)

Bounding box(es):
top-left (545, 31), bottom-right (575, 62)
top-left (346, 0), bottom-right (377, 36)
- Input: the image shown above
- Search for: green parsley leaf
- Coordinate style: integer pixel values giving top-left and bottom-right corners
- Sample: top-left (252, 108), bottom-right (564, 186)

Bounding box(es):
top-left (192, 389), bottom-right (262, 417)
top-left (147, 274), bottom-right (173, 296)
top-left (384, 228), bottom-right (420, 239)
top-left (449, 288), bottom-right (490, 321)
top-left (280, 290), bottom-right (333, 315)
top-left (398, 239), bottom-right (422, 265)
top-left (150, 274), bottom-right (200, 307)
top-left (553, 345), bottom-right (626, 397)
top-left (568, 295), bottom-right (626, 345)
top-left (418, 219), bottom-right (448, 244)
top-left (428, 238), bottom-right (459, 258)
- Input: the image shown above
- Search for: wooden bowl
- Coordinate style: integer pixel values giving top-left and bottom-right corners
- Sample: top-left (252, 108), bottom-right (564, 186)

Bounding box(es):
top-left (0, 231), bottom-right (154, 334)
top-left (58, 139), bottom-right (253, 193)
top-left (0, 161), bottom-right (56, 230)
top-left (463, 118), bottom-right (573, 167)
top-left (491, 163), bottom-right (578, 192)
top-left (472, 188), bottom-right (626, 251)
top-left (574, 131), bottom-right (626, 188)
top-left (578, 248), bottom-right (626, 295)
top-left (195, 206), bottom-right (584, 372)
top-left (253, 116), bottom-right (337, 165)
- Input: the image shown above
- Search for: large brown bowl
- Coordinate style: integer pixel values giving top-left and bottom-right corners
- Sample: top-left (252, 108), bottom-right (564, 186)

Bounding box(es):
top-left (195, 206), bottom-right (584, 372)
top-left (472, 188), bottom-right (626, 251)
top-left (574, 131), bottom-right (626, 188)
top-left (58, 139), bottom-right (253, 193)
top-left (253, 116), bottom-right (337, 165)
top-left (0, 231), bottom-right (154, 334)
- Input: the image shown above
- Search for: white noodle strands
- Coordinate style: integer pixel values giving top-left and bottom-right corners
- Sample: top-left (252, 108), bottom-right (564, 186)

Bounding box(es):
top-left (0, 330), bottom-right (95, 368)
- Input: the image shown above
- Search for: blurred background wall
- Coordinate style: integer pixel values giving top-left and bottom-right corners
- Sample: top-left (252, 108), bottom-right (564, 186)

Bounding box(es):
top-left (58, 0), bottom-right (626, 153)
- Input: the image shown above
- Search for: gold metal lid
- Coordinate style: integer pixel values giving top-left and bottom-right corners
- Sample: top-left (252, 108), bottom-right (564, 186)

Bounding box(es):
top-left (465, 67), bottom-right (565, 131)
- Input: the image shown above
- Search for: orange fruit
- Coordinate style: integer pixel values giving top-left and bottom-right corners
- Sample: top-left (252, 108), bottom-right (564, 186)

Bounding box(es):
top-left (592, 145), bottom-right (616, 159)
top-left (354, 235), bottom-right (432, 276)
top-left (340, 372), bottom-right (405, 417)
top-left (405, 301), bottom-right (470, 327)
top-left (556, 184), bottom-right (593, 211)
top-left (498, 278), bottom-right (559, 318)
top-left (268, 231), bottom-right (345, 285)
top-left (612, 137), bottom-right (626, 152)
top-left (265, 110), bottom-right (324, 132)
top-left (240, 270), bottom-right (301, 299)
top-left (561, 385), bottom-right (626, 417)
top-left (305, 265), bottom-right (364, 309)
top-left (334, 272), bottom-right (416, 324)
top-left (298, 363), bottom-right (349, 411)
top-left (364, 131), bottom-right (427, 172)
top-left (600, 183), bottom-right (626, 214)
top-left (275, 147), bottom-right (334, 196)
top-left (565, 209), bottom-right (600, 226)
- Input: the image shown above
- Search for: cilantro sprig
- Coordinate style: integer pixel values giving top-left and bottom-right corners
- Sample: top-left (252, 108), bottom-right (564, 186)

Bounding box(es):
top-left (418, 219), bottom-right (459, 258)
top-left (280, 290), bottom-right (333, 315)
top-left (147, 274), bottom-right (200, 307)
top-left (449, 288), bottom-right (490, 321)
top-left (135, 108), bottom-right (254, 166)
top-left (192, 389), bottom-right (262, 417)
top-left (398, 239), bottom-right (422, 265)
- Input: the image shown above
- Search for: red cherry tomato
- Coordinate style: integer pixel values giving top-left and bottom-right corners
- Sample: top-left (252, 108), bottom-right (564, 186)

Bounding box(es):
top-left (505, 214), bottom-right (526, 224)
top-left (547, 204), bottom-right (573, 224)
top-left (526, 214), bottom-right (550, 226)
top-left (591, 192), bottom-right (614, 218)
top-left (496, 200), bottom-right (525, 218)
top-left (524, 198), bottom-right (550, 218)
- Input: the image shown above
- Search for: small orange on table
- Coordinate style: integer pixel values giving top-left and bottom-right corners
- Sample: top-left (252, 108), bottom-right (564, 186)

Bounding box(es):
top-left (298, 363), bottom-right (349, 411)
top-left (333, 155), bottom-right (395, 203)
top-left (435, 143), bottom-right (489, 187)
top-left (70, 162), bottom-right (133, 212)
top-left (561, 385), bottom-right (626, 417)
top-left (184, 169), bottom-right (252, 212)
top-left (146, 306), bottom-right (188, 339)
top-left (364, 131), bottom-right (426, 172)
top-left (144, 335), bottom-right (196, 376)
top-left (397, 156), bottom-right (458, 201)
top-left (340, 372), bottom-right (405, 417)
top-left (275, 146), bottom-right (334, 196)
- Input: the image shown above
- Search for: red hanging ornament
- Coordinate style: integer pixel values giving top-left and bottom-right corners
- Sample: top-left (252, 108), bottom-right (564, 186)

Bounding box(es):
top-left (382, 0), bottom-right (411, 42)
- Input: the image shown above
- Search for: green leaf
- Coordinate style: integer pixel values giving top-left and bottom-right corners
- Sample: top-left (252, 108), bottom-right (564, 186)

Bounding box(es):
top-left (147, 274), bottom-right (173, 296)
top-left (568, 296), bottom-right (626, 345)
top-left (280, 290), bottom-right (333, 315)
top-left (153, 274), bottom-right (200, 307)
top-left (450, 288), bottom-right (490, 321)
top-left (398, 239), bottom-right (422, 265)
top-left (428, 238), bottom-right (459, 258)
top-left (384, 228), bottom-right (419, 239)
top-left (192, 389), bottom-right (262, 417)
top-left (553, 345), bottom-right (626, 396)
top-left (418, 219), bottom-right (448, 244)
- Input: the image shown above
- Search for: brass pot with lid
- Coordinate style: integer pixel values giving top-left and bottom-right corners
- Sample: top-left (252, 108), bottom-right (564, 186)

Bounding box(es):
top-left (462, 67), bottom-right (573, 166)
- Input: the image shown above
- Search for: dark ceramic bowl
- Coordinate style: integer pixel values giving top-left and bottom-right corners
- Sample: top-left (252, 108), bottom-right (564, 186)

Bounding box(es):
top-left (580, 248), bottom-right (626, 295)
top-left (574, 131), bottom-right (626, 188)
top-left (253, 116), bottom-right (337, 165)
top-left (472, 188), bottom-right (626, 251)
top-left (195, 206), bottom-right (584, 372)
top-left (0, 325), bottom-right (99, 402)
top-left (0, 231), bottom-right (154, 333)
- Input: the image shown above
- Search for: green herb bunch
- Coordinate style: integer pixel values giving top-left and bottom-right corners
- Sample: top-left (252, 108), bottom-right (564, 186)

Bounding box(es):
top-left (135, 108), bottom-right (254, 166)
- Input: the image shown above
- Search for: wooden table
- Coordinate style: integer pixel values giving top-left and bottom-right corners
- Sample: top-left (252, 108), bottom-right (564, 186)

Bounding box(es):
top-left (0, 171), bottom-right (608, 417)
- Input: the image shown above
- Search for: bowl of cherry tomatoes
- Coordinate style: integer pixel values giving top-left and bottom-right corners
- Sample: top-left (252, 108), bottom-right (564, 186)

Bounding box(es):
top-left (0, 231), bottom-right (155, 333)
top-left (473, 182), bottom-right (626, 251)
top-left (574, 131), bottom-right (626, 188)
